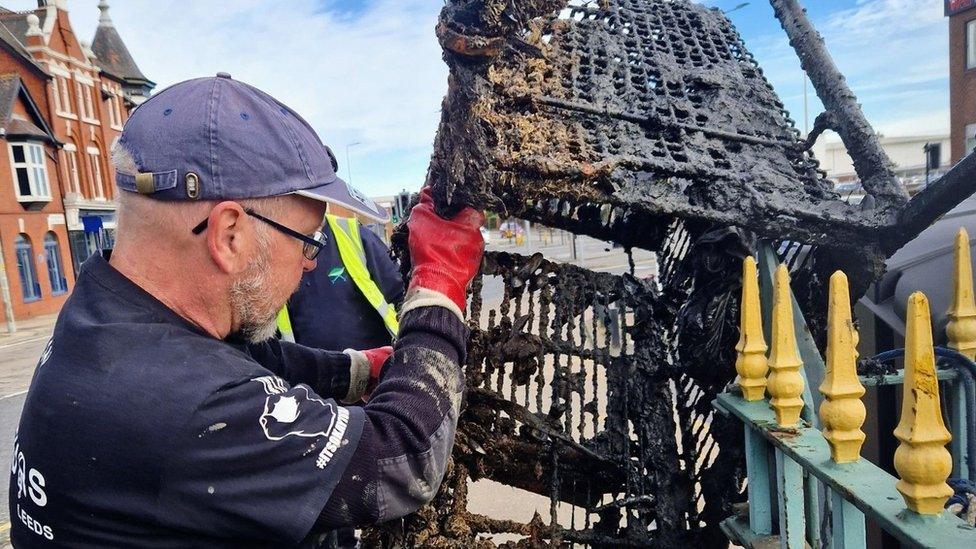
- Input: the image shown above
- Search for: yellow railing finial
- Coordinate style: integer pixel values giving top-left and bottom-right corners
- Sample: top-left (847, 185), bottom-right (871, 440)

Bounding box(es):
top-left (894, 292), bottom-right (953, 515)
top-left (819, 271), bottom-right (866, 463)
top-left (767, 264), bottom-right (805, 427)
top-left (736, 256), bottom-right (768, 401)
top-left (947, 227), bottom-right (976, 360)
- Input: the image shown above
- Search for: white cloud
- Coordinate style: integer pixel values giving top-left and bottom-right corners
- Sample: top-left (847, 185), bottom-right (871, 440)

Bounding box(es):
top-left (825, 0), bottom-right (944, 38)
top-left (873, 108), bottom-right (951, 137)
top-left (745, 0), bottom-right (950, 138)
top-left (5, 0), bottom-right (952, 193)
top-left (4, 0), bottom-right (448, 196)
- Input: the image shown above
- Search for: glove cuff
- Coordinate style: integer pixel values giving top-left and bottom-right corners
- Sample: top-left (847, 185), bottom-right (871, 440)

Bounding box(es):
top-left (401, 287), bottom-right (465, 323)
top-left (408, 264), bottom-right (468, 312)
top-left (341, 349), bottom-right (370, 404)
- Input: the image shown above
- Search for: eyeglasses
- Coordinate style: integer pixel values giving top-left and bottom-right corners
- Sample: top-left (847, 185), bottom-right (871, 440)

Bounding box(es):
top-left (191, 208), bottom-right (327, 260)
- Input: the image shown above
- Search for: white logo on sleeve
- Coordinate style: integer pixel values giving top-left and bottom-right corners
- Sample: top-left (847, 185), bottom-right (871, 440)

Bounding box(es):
top-left (254, 375), bottom-right (288, 396)
top-left (316, 407), bottom-right (350, 470)
top-left (268, 396), bottom-right (300, 424)
top-left (251, 380), bottom-right (352, 469)
top-left (257, 384), bottom-right (338, 441)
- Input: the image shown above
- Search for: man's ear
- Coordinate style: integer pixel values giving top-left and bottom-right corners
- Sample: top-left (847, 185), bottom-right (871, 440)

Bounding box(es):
top-left (206, 201), bottom-right (253, 274)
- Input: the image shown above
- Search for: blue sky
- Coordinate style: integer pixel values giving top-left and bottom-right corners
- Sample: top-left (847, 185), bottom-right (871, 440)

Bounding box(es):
top-left (8, 0), bottom-right (951, 198)
top-left (710, 0), bottom-right (949, 139)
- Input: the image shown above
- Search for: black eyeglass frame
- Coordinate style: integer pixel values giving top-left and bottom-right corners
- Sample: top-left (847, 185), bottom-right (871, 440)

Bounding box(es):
top-left (191, 208), bottom-right (327, 260)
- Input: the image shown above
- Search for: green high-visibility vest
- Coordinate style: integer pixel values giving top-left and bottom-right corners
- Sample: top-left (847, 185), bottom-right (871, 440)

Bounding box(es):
top-left (277, 215), bottom-right (399, 342)
top-left (276, 307), bottom-right (296, 343)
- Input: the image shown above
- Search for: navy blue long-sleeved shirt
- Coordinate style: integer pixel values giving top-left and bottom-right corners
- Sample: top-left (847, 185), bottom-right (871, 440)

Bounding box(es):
top-left (9, 254), bottom-right (465, 547)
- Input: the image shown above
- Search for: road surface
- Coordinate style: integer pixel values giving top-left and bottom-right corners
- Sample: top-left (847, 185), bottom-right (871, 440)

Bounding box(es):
top-left (0, 333), bottom-right (48, 540)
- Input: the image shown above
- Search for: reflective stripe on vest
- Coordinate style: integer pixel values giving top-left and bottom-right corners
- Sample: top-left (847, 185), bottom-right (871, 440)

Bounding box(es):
top-left (326, 214), bottom-right (399, 336)
top-left (276, 306), bottom-right (295, 343)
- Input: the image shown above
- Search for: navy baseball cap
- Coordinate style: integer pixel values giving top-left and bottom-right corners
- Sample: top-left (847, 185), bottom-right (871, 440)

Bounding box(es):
top-left (115, 73), bottom-right (389, 223)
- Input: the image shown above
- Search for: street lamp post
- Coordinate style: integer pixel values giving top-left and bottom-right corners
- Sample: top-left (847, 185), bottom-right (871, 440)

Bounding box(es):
top-left (345, 141), bottom-right (362, 186)
top-left (923, 143), bottom-right (934, 187)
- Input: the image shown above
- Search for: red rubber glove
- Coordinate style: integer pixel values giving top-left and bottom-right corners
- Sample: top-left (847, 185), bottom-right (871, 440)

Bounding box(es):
top-left (363, 346), bottom-right (393, 382)
top-left (406, 187), bottom-right (485, 313)
top-left (361, 346), bottom-right (393, 400)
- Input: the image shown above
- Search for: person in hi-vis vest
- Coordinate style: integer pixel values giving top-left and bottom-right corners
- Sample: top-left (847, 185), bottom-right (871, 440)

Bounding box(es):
top-left (277, 213), bottom-right (403, 549)
top-left (279, 211), bottom-right (403, 366)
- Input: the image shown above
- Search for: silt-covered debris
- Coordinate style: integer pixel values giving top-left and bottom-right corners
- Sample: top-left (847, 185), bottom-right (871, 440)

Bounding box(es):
top-left (372, 0), bottom-right (976, 546)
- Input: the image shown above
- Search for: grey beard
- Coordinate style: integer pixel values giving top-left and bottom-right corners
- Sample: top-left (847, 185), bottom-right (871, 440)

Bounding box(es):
top-left (242, 312), bottom-right (278, 344)
top-left (230, 250), bottom-right (280, 344)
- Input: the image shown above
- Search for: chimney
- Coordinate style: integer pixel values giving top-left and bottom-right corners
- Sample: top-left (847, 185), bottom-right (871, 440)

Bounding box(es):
top-left (36, 1), bottom-right (67, 9)
top-left (25, 14), bottom-right (44, 48)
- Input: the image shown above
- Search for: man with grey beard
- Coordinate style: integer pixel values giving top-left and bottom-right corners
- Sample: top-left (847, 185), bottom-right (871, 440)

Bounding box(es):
top-left (8, 74), bottom-right (484, 548)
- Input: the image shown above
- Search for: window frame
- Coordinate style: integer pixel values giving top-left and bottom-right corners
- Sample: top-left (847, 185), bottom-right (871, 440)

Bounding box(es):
top-left (50, 77), bottom-right (62, 113)
top-left (83, 84), bottom-right (94, 119)
top-left (44, 232), bottom-right (68, 296)
top-left (55, 75), bottom-right (75, 118)
top-left (63, 143), bottom-right (80, 195)
top-left (105, 90), bottom-right (123, 129)
top-left (966, 124), bottom-right (976, 156)
top-left (8, 142), bottom-right (51, 201)
top-left (115, 94), bottom-right (125, 125)
top-left (87, 145), bottom-right (105, 199)
top-left (75, 80), bottom-right (97, 122)
top-left (14, 234), bottom-right (41, 303)
top-left (968, 20), bottom-right (976, 70)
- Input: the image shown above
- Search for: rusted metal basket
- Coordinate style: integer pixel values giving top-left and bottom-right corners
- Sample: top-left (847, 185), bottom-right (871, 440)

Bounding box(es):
top-left (372, 1), bottom-right (976, 546)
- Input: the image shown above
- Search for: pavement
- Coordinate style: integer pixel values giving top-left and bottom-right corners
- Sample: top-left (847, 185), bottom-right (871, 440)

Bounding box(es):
top-left (0, 314), bottom-right (56, 545)
top-left (487, 229), bottom-right (657, 271)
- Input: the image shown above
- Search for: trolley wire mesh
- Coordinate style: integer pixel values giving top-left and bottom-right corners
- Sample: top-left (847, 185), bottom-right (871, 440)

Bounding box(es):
top-left (367, 0), bottom-right (915, 546)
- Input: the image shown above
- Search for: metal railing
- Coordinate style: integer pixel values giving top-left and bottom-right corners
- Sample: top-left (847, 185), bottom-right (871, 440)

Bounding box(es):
top-left (714, 229), bottom-right (976, 548)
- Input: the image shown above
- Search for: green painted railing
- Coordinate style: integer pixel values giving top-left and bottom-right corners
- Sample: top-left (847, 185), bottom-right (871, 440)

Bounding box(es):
top-left (715, 232), bottom-right (976, 548)
top-left (714, 392), bottom-right (976, 548)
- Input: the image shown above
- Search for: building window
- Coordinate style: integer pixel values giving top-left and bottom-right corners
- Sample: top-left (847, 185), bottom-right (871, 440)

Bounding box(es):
top-left (969, 20), bottom-right (976, 70)
top-left (57, 76), bottom-right (73, 116)
top-left (967, 124), bottom-right (976, 156)
top-left (51, 79), bottom-right (62, 113)
top-left (63, 143), bottom-right (80, 194)
top-left (44, 232), bottom-right (68, 295)
top-left (87, 146), bottom-right (105, 199)
top-left (68, 230), bottom-right (91, 274)
top-left (77, 81), bottom-right (96, 121)
top-left (15, 234), bottom-right (41, 302)
top-left (115, 95), bottom-right (126, 124)
top-left (105, 92), bottom-right (123, 128)
top-left (9, 142), bottom-right (50, 201)
top-left (83, 85), bottom-right (93, 118)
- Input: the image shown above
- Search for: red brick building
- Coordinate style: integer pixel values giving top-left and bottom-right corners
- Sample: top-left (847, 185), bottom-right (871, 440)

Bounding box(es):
top-left (0, 0), bottom-right (152, 323)
top-left (948, 0), bottom-right (976, 162)
top-left (0, 71), bottom-right (71, 323)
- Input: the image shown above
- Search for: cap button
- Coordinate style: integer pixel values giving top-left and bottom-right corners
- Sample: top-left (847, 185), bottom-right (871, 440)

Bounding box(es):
top-left (216, 72), bottom-right (232, 79)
